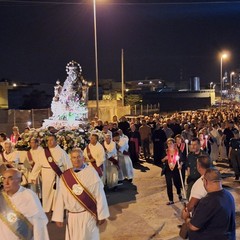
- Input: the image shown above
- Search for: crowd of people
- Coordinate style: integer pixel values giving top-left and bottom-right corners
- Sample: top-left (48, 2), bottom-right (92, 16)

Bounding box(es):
top-left (0, 106), bottom-right (239, 239)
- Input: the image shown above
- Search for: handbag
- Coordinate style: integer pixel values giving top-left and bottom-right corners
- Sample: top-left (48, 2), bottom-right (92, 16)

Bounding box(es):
top-left (179, 222), bottom-right (188, 239)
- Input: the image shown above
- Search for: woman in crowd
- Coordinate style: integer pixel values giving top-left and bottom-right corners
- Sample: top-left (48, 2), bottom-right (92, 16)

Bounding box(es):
top-left (161, 138), bottom-right (182, 205)
top-left (10, 126), bottom-right (21, 144)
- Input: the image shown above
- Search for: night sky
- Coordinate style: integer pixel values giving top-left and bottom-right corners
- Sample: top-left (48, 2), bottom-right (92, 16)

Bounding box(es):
top-left (1, 0), bottom-right (240, 86)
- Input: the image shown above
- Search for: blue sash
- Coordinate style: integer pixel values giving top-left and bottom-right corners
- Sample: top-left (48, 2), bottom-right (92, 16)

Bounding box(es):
top-left (0, 191), bottom-right (33, 240)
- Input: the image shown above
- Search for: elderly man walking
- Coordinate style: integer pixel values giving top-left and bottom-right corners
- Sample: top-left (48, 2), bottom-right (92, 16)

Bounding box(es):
top-left (29, 134), bottom-right (72, 212)
top-left (139, 119), bottom-right (152, 161)
top-left (52, 148), bottom-right (109, 240)
top-left (182, 168), bottom-right (236, 240)
top-left (0, 168), bottom-right (49, 240)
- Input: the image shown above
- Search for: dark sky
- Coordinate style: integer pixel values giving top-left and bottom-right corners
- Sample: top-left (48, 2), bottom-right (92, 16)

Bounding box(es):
top-left (1, 0), bottom-right (240, 86)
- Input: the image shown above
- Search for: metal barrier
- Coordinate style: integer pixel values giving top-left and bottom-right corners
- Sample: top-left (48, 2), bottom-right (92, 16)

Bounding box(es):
top-left (130, 103), bottom-right (160, 116)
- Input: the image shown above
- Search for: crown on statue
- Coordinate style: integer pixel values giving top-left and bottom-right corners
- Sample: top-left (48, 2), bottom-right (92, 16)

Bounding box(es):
top-left (66, 60), bottom-right (82, 74)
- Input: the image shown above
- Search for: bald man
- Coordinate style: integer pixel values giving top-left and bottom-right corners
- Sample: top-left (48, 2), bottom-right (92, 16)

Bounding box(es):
top-left (182, 168), bottom-right (236, 240)
top-left (0, 169), bottom-right (49, 240)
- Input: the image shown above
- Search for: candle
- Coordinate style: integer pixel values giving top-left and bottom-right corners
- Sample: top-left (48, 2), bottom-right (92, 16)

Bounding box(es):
top-left (205, 135), bottom-right (208, 151)
top-left (185, 139), bottom-right (189, 155)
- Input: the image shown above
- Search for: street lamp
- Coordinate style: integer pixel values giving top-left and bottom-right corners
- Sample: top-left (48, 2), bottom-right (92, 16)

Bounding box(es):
top-left (210, 82), bottom-right (213, 89)
top-left (230, 72), bottom-right (235, 90)
top-left (230, 72), bottom-right (235, 101)
top-left (93, 0), bottom-right (99, 117)
top-left (220, 53), bottom-right (228, 104)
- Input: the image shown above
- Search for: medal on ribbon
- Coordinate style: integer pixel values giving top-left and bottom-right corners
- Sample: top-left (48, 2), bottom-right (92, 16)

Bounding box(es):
top-left (7, 212), bottom-right (17, 223)
top-left (72, 184), bottom-right (83, 195)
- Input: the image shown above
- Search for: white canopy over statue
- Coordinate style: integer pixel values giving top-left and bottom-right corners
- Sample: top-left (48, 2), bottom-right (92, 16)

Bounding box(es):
top-left (42, 60), bottom-right (89, 130)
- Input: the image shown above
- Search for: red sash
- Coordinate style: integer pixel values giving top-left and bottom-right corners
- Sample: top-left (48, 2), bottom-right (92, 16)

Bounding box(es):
top-left (61, 169), bottom-right (98, 219)
top-left (27, 150), bottom-right (35, 167)
top-left (0, 152), bottom-right (14, 168)
top-left (103, 143), bottom-right (119, 169)
top-left (130, 137), bottom-right (139, 154)
top-left (86, 145), bottom-right (103, 177)
top-left (123, 150), bottom-right (130, 156)
top-left (0, 152), bottom-right (7, 162)
top-left (44, 148), bottom-right (62, 177)
top-left (108, 157), bottom-right (119, 169)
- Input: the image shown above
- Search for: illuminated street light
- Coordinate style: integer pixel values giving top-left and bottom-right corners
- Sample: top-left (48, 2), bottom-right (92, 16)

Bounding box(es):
top-left (230, 72), bottom-right (235, 90)
top-left (230, 72), bottom-right (235, 102)
top-left (210, 82), bottom-right (213, 89)
top-left (220, 53), bottom-right (228, 104)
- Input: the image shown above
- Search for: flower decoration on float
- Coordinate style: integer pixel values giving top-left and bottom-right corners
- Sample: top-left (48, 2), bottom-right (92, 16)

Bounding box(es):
top-left (15, 128), bottom-right (89, 153)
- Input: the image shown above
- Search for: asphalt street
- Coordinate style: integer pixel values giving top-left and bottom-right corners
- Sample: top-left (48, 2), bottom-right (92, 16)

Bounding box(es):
top-left (48, 160), bottom-right (240, 240)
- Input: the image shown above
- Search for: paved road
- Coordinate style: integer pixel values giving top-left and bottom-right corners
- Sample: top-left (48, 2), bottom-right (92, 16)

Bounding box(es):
top-left (48, 160), bottom-right (240, 240)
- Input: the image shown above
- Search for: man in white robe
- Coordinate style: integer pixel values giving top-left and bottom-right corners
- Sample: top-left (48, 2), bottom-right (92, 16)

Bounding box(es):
top-left (20, 138), bottom-right (44, 168)
top-left (52, 148), bottom-right (110, 240)
top-left (29, 135), bottom-right (72, 212)
top-left (20, 138), bottom-right (44, 196)
top-left (0, 141), bottom-right (20, 167)
top-left (0, 141), bottom-right (31, 186)
top-left (113, 131), bottom-right (134, 181)
top-left (83, 134), bottom-right (105, 180)
top-left (103, 134), bottom-right (119, 189)
top-left (102, 124), bottom-right (112, 139)
top-left (0, 168), bottom-right (49, 240)
top-left (0, 132), bottom-right (8, 152)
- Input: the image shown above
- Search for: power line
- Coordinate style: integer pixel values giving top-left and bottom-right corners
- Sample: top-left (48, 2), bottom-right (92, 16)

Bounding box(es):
top-left (1, 0), bottom-right (240, 6)
top-left (0, 0), bottom-right (81, 5)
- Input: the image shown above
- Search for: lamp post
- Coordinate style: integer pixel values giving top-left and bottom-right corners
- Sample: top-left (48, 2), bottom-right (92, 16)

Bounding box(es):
top-left (210, 82), bottom-right (213, 89)
top-left (230, 72), bottom-right (235, 102)
top-left (121, 49), bottom-right (125, 106)
top-left (220, 53), bottom-right (228, 105)
top-left (93, 0), bottom-right (99, 117)
top-left (230, 72), bottom-right (235, 90)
